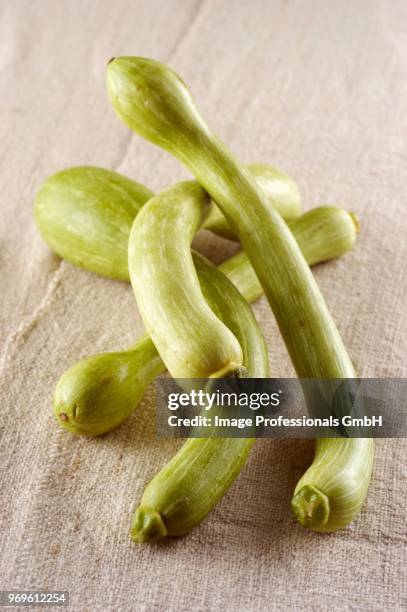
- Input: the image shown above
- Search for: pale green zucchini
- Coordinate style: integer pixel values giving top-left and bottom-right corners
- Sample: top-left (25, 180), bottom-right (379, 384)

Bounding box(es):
top-left (203, 162), bottom-right (300, 239)
top-left (54, 205), bottom-right (359, 436)
top-left (34, 166), bottom-right (153, 281)
top-left (54, 333), bottom-right (162, 436)
top-left (107, 56), bottom-right (373, 531)
top-left (34, 162), bottom-right (300, 281)
top-left (220, 206), bottom-right (358, 302)
top-left (128, 180), bottom-right (243, 379)
top-left (291, 438), bottom-right (374, 531)
top-left (127, 178), bottom-right (267, 541)
top-left (34, 165), bottom-right (351, 286)
top-left (131, 250), bottom-right (269, 542)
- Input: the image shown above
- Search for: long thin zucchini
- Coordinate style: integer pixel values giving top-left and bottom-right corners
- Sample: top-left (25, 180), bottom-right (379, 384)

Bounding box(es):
top-left (203, 162), bottom-right (300, 239)
top-left (107, 56), bottom-right (373, 531)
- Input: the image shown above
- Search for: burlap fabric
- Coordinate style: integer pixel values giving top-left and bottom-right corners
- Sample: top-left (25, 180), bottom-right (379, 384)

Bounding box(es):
top-left (1, 1), bottom-right (406, 610)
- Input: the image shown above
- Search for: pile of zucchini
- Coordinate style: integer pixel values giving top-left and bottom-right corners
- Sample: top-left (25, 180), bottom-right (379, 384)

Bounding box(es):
top-left (34, 57), bottom-right (373, 542)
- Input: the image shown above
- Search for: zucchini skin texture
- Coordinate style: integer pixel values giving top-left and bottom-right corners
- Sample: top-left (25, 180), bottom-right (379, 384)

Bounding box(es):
top-left (128, 180), bottom-right (243, 379)
top-left (203, 162), bottom-right (300, 239)
top-left (107, 56), bottom-right (373, 532)
top-left (53, 334), bottom-right (163, 436)
top-left (34, 166), bottom-right (153, 281)
top-left (54, 207), bottom-right (359, 436)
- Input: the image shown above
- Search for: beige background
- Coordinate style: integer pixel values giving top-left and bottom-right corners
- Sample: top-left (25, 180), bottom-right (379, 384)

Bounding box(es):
top-left (1, 1), bottom-right (406, 610)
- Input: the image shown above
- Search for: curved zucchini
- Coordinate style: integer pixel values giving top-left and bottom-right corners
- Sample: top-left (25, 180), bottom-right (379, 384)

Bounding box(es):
top-left (54, 208), bottom-right (359, 435)
top-left (131, 250), bottom-right (269, 542)
top-left (127, 176), bottom-right (268, 540)
top-left (128, 180), bottom-right (243, 379)
top-left (107, 56), bottom-right (373, 531)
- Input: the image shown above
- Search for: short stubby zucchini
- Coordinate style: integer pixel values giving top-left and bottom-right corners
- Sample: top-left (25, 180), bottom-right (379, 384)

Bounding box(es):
top-left (107, 56), bottom-right (373, 531)
top-left (34, 166), bottom-right (153, 281)
top-left (128, 180), bottom-right (243, 379)
top-left (54, 205), bottom-right (359, 435)
top-left (53, 334), bottom-right (163, 436)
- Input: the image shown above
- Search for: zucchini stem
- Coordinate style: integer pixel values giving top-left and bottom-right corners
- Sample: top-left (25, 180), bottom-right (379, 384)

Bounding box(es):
top-left (131, 507), bottom-right (168, 543)
top-left (291, 484), bottom-right (330, 529)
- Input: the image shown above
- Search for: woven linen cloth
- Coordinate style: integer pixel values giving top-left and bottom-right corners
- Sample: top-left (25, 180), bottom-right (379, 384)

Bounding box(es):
top-left (1, 1), bottom-right (406, 610)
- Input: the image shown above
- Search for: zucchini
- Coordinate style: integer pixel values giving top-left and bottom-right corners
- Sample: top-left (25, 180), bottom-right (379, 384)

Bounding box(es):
top-left (107, 56), bottom-right (373, 531)
top-left (34, 162), bottom-right (300, 281)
